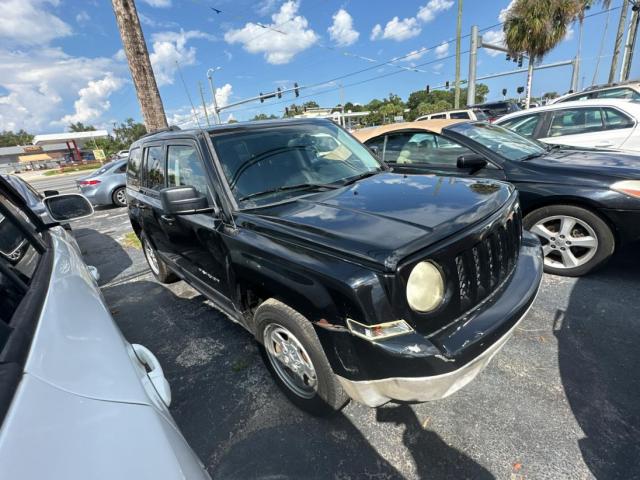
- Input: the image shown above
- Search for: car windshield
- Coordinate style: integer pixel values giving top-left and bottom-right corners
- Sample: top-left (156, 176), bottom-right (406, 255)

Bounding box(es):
top-left (447, 122), bottom-right (548, 161)
top-left (210, 121), bottom-right (383, 207)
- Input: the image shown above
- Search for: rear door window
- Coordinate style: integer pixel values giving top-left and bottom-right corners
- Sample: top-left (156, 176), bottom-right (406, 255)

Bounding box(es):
top-left (547, 108), bottom-right (604, 137)
top-left (603, 108), bottom-right (635, 130)
top-left (430, 114), bottom-right (446, 119)
top-left (126, 147), bottom-right (142, 188)
top-left (595, 87), bottom-right (640, 100)
top-left (143, 145), bottom-right (165, 191)
top-left (450, 111), bottom-right (470, 119)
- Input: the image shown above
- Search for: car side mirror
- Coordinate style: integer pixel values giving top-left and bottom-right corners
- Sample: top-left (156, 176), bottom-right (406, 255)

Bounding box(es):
top-left (43, 193), bottom-right (94, 222)
top-left (160, 186), bottom-right (213, 216)
top-left (457, 153), bottom-right (488, 173)
top-left (43, 190), bottom-right (59, 197)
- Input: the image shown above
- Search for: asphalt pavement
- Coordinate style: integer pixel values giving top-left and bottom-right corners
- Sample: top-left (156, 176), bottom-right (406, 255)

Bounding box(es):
top-left (31, 174), bottom-right (640, 479)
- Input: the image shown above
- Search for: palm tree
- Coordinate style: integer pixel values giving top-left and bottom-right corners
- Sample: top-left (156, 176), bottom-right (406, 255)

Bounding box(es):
top-left (503, 0), bottom-right (581, 108)
top-left (111, 0), bottom-right (168, 131)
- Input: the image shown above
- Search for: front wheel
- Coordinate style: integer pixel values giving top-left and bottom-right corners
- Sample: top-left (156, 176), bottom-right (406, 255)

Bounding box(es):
top-left (255, 299), bottom-right (349, 416)
top-left (141, 233), bottom-right (178, 283)
top-left (112, 187), bottom-right (127, 207)
top-left (524, 205), bottom-right (615, 277)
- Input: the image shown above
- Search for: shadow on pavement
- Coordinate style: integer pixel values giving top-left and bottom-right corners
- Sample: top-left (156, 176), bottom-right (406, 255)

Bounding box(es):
top-left (556, 243), bottom-right (640, 478)
top-left (73, 227), bottom-right (132, 285)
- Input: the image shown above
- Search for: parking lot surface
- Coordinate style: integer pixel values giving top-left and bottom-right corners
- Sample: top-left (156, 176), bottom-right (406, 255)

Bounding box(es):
top-left (33, 174), bottom-right (640, 479)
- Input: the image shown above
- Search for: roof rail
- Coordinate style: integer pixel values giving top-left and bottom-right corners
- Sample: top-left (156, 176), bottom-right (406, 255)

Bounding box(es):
top-left (138, 125), bottom-right (181, 140)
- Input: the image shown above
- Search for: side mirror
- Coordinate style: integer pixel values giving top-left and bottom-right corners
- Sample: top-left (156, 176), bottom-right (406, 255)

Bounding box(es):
top-left (160, 186), bottom-right (212, 215)
top-left (43, 193), bottom-right (94, 222)
top-left (457, 153), bottom-right (488, 173)
top-left (43, 190), bottom-right (59, 197)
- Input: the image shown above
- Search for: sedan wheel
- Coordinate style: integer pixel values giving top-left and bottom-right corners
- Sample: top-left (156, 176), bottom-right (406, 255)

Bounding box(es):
top-left (112, 187), bottom-right (127, 207)
top-left (530, 215), bottom-right (598, 270)
top-left (524, 205), bottom-right (615, 277)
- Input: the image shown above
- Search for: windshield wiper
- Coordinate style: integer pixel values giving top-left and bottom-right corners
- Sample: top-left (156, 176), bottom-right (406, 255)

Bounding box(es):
top-left (238, 183), bottom-right (336, 202)
top-left (520, 152), bottom-right (546, 161)
top-left (338, 169), bottom-right (382, 186)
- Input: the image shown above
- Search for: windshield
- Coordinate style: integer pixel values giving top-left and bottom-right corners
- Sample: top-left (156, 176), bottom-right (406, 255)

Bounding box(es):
top-left (447, 122), bottom-right (548, 161)
top-left (210, 121), bottom-right (383, 206)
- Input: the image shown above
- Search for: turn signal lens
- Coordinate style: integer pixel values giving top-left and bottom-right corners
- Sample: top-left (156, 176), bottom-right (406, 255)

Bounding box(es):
top-left (406, 261), bottom-right (445, 312)
top-left (346, 319), bottom-right (413, 341)
top-left (611, 180), bottom-right (640, 198)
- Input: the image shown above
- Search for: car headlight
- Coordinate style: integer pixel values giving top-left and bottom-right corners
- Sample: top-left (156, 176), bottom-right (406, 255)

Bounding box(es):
top-left (406, 261), bottom-right (445, 313)
top-left (611, 180), bottom-right (640, 198)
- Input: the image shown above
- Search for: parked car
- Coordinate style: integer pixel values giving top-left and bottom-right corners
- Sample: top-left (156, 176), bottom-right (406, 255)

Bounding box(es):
top-left (416, 108), bottom-right (489, 121)
top-left (126, 119), bottom-right (543, 415)
top-left (550, 80), bottom-right (640, 104)
top-left (495, 99), bottom-right (640, 152)
top-left (468, 100), bottom-right (521, 121)
top-left (76, 158), bottom-right (127, 207)
top-left (0, 178), bottom-right (210, 479)
top-left (117, 149), bottom-right (130, 158)
top-left (355, 120), bottom-right (640, 276)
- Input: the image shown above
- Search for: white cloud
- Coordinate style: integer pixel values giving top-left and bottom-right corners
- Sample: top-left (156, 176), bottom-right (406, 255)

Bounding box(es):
top-left (0, 47), bottom-right (125, 131)
top-left (0, 0), bottom-right (72, 46)
top-left (140, 0), bottom-right (172, 7)
top-left (75, 11), bottom-right (90, 24)
top-left (60, 74), bottom-right (124, 125)
top-left (224, 1), bottom-right (318, 64)
top-left (498, 0), bottom-right (517, 22)
top-left (149, 30), bottom-right (214, 86)
top-left (328, 9), bottom-right (359, 47)
top-left (138, 12), bottom-right (178, 29)
top-left (167, 83), bottom-right (233, 128)
top-left (435, 41), bottom-right (450, 59)
top-left (564, 25), bottom-right (575, 42)
top-left (257, 0), bottom-right (280, 16)
top-left (397, 48), bottom-right (428, 63)
top-left (482, 30), bottom-right (506, 56)
top-left (417, 0), bottom-right (454, 23)
top-left (371, 16), bottom-right (421, 42)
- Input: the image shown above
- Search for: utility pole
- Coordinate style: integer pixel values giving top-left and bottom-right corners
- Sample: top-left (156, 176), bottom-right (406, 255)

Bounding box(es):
top-left (454, 0), bottom-right (463, 109)
top-left (620, 3), bottom-right (640, 81)
top-left (466, 25), bottom-right (479, 107)
top-left (198, 82), bottom-right (210, 126)
top-left (610, 0), bottom-right (630, 83)
top-left (207, 67), bottom-right (222, 124)
top-left (111, 0), bottom-right (167, 131)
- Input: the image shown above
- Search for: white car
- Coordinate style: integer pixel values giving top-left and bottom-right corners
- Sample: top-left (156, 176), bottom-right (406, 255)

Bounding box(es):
top-left (550, 81), bottom-right (640, 104)
top-left (0, 179), bottom-right (210, 479)
top-left (416, 108), bottom-right (489, 121)
top-left (495, 99), bottom-right (640, 152)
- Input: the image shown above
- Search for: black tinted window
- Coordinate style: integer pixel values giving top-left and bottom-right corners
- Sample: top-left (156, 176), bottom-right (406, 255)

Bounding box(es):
top-left (450, 112), bottom-right (470, 119)
top-left (116, 162), bottom-right (127, 173)
top-left (144, 146), bottom-right (165, 191)
top-left (167, 145), bottom-right (210, 197)
top-left (603, 108), bottom-right (635, 130)
top-left (596, 87), bottom-right (640, 100)
top-left (384, 132), bottom-right (473, 165)
top-left (126, 147), bottom-right (142, 187)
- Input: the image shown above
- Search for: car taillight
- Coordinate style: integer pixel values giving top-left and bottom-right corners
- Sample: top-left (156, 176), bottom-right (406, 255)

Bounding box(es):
top-left (80, 180), bottom-right (101, 186)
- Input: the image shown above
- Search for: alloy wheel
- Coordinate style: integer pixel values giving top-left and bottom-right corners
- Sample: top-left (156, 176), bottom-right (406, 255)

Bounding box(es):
top-left (115, 188), bottom-right (127, 206)
top-left (529, 215), bottom-right (599, 270)
top-left (143, 238), bottom-right (160, 275)
top-left (263, 323), bottom-right (318, 399)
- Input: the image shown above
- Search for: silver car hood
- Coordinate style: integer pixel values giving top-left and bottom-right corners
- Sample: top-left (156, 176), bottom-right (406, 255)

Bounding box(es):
top-left (24, 229), bottom-right (154, 404)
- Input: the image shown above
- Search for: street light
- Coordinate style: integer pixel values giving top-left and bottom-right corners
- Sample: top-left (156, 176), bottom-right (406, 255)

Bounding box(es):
top-left (206, 67), bottom-right (222, 124)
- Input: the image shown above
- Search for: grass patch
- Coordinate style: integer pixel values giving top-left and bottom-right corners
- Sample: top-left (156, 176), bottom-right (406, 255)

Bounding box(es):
top-left (42, 164), bottom-right (99, 176)
top-left (121, 232), bottom-right (142, 250)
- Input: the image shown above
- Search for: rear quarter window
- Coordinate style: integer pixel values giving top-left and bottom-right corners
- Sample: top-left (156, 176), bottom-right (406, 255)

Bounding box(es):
top-left (126, 147), bottom-right (142, 188)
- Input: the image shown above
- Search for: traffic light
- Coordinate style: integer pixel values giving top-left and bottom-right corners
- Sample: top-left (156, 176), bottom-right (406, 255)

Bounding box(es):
top-left (426, 85), bottom-right (430, 94)
top-left (445, 81), bottom-right (450, 88)
top-left (502, 88), bottom-right (507, 97)
top-left (285, 107), bottom-right (289, 116)
top-left (277, 87), bottom-right (282, 99)
top-left (259, 93), bottom-right (264, 103)
top-left (517, 86), bottom-right (525, 95)
top-left (294, 83), bottom-right (300, 97)
top-left (506, 53), bottom-right (511, 62)
top-left (518, 55), bottom-right (523, 68)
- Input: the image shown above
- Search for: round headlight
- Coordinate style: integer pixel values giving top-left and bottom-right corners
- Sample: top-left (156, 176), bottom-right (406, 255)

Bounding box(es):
top-left (406, 261), bottom-right (445, 313)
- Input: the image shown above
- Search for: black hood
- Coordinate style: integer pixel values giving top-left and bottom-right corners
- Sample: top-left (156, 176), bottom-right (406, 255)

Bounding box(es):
top-left (240, 172), bottom-right (514, 270)
top-left (528, 149), bottom-right (640, 180)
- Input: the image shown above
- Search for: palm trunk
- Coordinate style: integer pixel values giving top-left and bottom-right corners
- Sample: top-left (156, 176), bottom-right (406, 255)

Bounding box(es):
top-left (111, 0), bottom-right (168, 132)
top-left (525, 56), bottom-right (534, 109)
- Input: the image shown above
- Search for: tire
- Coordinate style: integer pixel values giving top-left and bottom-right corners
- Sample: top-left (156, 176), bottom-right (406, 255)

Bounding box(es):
top-left (524, 204), bottom-right (615, 277)
top-left (255, 299), bottom-right (349, 416)
top-left (141, 233), bottom-right (178, 283)
top-left (112, 187), bottom-right (127, 207)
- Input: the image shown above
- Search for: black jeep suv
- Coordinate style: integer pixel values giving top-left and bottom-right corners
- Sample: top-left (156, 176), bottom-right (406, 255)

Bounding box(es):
top-left (126, 118), bottom-right (543, 415)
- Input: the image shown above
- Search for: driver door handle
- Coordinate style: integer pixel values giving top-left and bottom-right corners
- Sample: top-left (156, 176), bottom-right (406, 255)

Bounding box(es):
top-left (161, 214), bottom-right (175, 224)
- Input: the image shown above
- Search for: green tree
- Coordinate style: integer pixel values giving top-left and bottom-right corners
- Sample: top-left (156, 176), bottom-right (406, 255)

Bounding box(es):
top-left (68, 122), bottom-right (96, 132)
top-left (503, 0), bottom-right (580, 108)
top-left (90, 118), bottom-right (147, 156)
top-left (0, 130), bottom-right (34, 147)
top-left (252, 113), bottom-right (279, 121)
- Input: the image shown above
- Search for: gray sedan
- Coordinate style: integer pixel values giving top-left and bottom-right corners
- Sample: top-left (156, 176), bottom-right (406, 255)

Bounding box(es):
top-left (76, 158), bottom-right (127, 207)
top-left (0, 178), bottom-right (210, 479)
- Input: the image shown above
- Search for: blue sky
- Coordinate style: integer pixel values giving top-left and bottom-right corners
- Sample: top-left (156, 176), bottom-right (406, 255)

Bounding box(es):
top-left (1, 0), bottom-right (638, 133)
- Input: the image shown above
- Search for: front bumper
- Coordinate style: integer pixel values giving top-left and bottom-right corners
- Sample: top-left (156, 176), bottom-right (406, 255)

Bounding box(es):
top-left (324, 232), bottom-right (543, 407)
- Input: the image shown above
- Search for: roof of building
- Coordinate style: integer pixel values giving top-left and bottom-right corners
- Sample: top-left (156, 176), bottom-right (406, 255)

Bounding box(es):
top-left (0, 143), bottom-right (72, 157)
top-left (32, 130), bottom-right (109, 145)
top-left (351, 119), bottom-right (464, 142)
